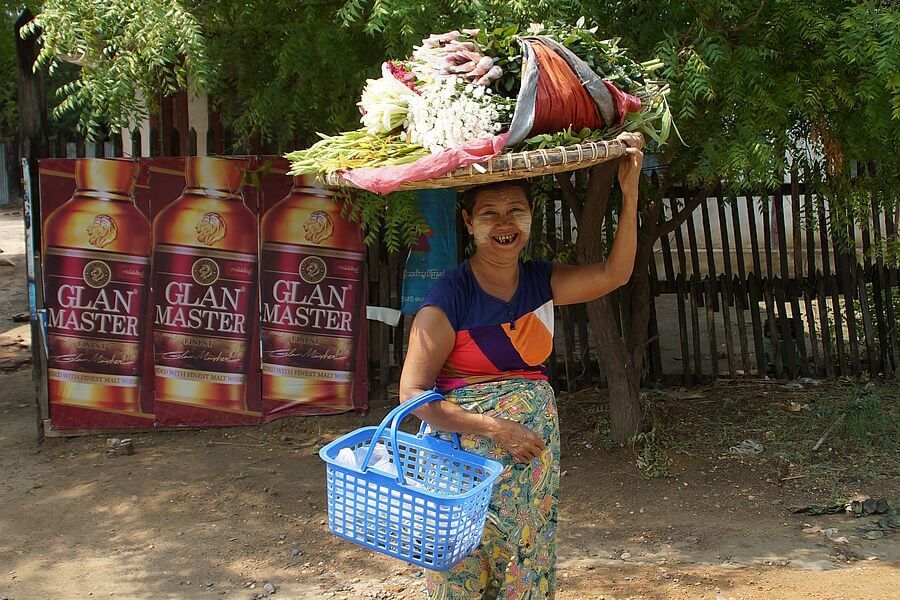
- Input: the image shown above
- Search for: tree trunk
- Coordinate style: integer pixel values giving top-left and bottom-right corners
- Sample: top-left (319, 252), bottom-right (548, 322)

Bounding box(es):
top-left (587, 295), bottom-right (643, 441)
top-left (16, 9), bottom-right (48, 167)
top-left (559, 164), bottom-right (710, 442)
top-left (16, 9), bottom-right (50, 441)
top-left (567, 162), bottom-right (644, 441)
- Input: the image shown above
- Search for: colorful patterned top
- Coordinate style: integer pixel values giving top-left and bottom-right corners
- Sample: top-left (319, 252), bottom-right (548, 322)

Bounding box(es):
top-left (422, 259), bottom-right (555, 392)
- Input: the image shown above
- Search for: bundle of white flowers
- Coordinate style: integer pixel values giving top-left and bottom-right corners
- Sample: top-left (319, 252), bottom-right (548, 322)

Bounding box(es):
top-left (357, 63), bottom-right (418, 135)
top-left (404, 77), bottom-right (515, 153)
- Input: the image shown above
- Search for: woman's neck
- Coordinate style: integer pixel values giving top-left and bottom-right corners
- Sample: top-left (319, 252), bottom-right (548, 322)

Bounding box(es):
top-left (469, 253), bottom-right (519, 301)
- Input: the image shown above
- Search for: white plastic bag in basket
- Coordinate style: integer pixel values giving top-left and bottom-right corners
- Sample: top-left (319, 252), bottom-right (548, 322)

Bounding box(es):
top-left (335, 443), bottom-right (398, 477)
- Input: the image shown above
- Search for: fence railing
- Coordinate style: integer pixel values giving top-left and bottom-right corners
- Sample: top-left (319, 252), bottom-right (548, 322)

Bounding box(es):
top-left (369, 181), bottom-right (899, 390)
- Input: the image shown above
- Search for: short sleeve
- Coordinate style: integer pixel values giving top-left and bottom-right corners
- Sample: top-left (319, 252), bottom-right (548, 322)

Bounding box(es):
top-left (525, 259), bottom-right (554, 302)
top-left (421, 276), bottom-right (460, 330)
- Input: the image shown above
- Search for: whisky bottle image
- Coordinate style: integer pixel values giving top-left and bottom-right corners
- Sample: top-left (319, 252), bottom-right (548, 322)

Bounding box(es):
top-left (260, 175), bottom-right (364, 412)
top-left (151, 157), bottom-right (258, 414)
top-left (43, 159), bottom-right (150, 416)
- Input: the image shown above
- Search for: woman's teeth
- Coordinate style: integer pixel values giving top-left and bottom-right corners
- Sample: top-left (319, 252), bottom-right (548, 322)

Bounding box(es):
top-left (493, 234), bottom-right (518, 245)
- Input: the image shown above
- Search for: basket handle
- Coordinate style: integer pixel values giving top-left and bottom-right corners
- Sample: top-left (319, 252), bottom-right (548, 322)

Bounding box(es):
top-left (361, 390), bottom-right (459, 485)
top-left (388, 392), bottom-right (461, 452)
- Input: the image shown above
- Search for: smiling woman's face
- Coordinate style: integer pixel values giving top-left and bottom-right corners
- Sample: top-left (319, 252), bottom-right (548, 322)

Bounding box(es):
top-left (463, 185), bottom-right (533, 256)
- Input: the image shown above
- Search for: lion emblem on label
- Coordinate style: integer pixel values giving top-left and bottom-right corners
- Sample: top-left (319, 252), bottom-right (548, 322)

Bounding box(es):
top-left (196, 212), bottom-right (227, 246)
top-left (299, 256), bottom-right (327, 284)
top-left (86, 215), bottom-right (118, 248)
top-left (303, 211), bottom-right (334, 245)
top-left (191, 258), bottom-right (220, 286)
top-left (83, 260), bottom-right (112, 289)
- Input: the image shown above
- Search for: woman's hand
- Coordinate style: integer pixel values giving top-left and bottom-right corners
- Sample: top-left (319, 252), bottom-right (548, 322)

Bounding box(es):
top-left (616, 131), bottom-right (644, 199)
top-left (487, 417), bottom-right (546, 463)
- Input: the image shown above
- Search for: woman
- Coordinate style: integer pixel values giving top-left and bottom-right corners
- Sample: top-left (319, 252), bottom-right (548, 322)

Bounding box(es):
top-left (399, 132), bottom-right (644, 599)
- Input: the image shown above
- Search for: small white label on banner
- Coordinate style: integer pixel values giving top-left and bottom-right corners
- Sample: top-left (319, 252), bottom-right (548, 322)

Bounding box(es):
top-left (367, 306), bottom-right (402, 326)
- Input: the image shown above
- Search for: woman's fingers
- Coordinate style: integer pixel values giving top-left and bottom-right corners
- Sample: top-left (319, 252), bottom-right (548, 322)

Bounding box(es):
top-left (513, 438), bottom-right (545, 463)
top-left (491, 417), bottom-right (546, 462)
top-left (617, 131), bottom-right (644, 151)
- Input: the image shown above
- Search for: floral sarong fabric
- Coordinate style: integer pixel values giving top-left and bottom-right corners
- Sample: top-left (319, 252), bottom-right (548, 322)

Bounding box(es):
top-left (424, 378), bottom-right (560, 599)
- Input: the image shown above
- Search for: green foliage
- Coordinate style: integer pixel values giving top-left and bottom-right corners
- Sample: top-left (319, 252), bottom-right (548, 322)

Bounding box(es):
top-left (22, 0), bottom-right (212, 139)
top-left (197, 1), bottom-right (384, 150)
top-left (339, 189), bottom-right (428, 252)
top-left (24, 0), bottom-right (898, 254)
top-left (629, 427), bottom-right (672, 479)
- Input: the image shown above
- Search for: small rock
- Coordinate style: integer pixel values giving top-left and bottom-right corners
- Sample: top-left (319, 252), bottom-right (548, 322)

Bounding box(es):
top-left (105, 438), bottom-right (134, 456)
top-left (832, 536), bottom-right (850, 544)
top-left (264, 582), bottom-right (276, 595)
top-left (864, 531), bottom-right (885, 540)
top-left (291, 547), bottom-right (301, 556)
top-left (620, 551), bottom-right (631, 560)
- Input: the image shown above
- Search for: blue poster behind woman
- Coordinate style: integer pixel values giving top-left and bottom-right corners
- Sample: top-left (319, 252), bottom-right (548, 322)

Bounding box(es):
top-left (401, 189), bottom-right (458, 315)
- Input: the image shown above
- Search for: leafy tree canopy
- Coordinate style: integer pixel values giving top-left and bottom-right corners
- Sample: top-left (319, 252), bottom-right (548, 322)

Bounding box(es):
top-left (19, 0), bottom-right (899, 255)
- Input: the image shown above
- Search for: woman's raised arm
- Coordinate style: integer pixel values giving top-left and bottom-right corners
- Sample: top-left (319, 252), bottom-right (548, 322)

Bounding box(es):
top-left (551, 132), bottom-right (643, 306)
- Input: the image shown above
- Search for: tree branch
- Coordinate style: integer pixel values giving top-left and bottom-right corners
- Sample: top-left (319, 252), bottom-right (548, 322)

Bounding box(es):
top-left (730, 1), bottom-right (766, 33)
top-left (555, 171), bottom-right (583, 223)
top-left (686, 0), bottom-right (765, 34)
top-left (656, 182), bottom-right (719, 238)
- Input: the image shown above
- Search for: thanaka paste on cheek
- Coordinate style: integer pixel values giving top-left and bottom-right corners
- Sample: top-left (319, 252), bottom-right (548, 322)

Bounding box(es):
top-left (471, 216), bottom-right (493, 246)
top-left (512, 212), bottom-right (532, 235)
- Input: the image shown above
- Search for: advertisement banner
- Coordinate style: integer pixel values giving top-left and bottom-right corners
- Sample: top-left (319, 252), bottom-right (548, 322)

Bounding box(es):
top-left (40, 158), bottom-right (155, 429)
top-left (41, 156), bottom-right (367, 432)
top-left (257, 158), bottom-right (368, 419)
top-left (149, 157), bottom-right (262, 427)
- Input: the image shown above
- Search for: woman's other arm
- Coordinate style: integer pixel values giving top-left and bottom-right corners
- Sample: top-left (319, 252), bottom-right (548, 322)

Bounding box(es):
top-left (399, 306), bottom-right (545, 462)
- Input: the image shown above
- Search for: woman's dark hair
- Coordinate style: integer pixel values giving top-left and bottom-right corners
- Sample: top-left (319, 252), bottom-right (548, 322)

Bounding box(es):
top-left (461, 179), bottom-right (533, 214)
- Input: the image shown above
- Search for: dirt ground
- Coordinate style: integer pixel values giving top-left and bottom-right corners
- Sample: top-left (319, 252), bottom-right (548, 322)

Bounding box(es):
top-left (1, 210), bottom-right (898, 600)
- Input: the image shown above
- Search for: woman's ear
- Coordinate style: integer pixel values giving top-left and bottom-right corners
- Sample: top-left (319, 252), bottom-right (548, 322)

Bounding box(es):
top-left (462, 209), bottom-right (474, 234)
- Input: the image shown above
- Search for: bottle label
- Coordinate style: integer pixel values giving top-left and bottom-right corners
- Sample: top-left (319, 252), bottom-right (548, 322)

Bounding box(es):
top-left (260, 242), bottom-right (363, 378)
top-left (44, 247), bottom-right (149, 386)
top-left (152, 244), bottom-right (257, 383)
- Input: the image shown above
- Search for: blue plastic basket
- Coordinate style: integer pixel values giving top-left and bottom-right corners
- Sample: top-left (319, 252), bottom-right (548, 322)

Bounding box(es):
top-left (319, 391), bottom-right (503, 571)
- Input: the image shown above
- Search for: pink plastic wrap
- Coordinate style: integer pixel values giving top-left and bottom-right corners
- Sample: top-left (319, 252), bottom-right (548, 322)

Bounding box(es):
top-left (340, 133), bottom-right (510, 195)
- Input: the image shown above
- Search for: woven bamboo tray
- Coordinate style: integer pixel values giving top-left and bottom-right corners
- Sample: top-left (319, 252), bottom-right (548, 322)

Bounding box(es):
top-left (322, 138), bottom-right (628, 191)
